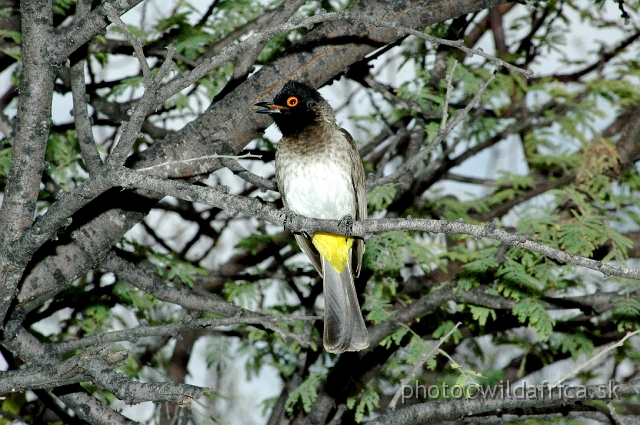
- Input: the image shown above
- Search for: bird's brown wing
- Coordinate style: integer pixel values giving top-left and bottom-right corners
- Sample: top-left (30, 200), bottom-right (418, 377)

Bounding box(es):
top-left (294, 233), bottom-right (323, 277)
top-left (340, 128), bottom-right (367, 278)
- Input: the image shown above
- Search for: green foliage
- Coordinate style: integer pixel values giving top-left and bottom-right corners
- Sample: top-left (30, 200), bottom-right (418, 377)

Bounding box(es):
top-left (112, 281), bottom-right (160, 320)
top-left (0, 29), bottom-right (21, 44)
top-left (346, 383), bottom-right (380, 423)
top-left (549, 331), bottom-right (594, 361)
top-left (0, 393), bottom-right (26, 425)
top-left (432, 320), bottom-right (462, 344)
top-left (77, 303), bottom-right (112, 336)
top-left (257, 32), bottom-right (295, 64)
top-left (612, 294), bottom-right (640, 331)
top-left (53, 0), bottom-right (75, 15)
top-left (0, 145), bottom-right (11, 181)
top-left (120, 239), bottom-right (209, 289)
top-left (239, 321), bottom-right (308, 380)
top-left (107, 76), bottom-right (144, 100)
top-left (45, 130), bottom-right (85, 190)
top-left (405, 334), bottom-right (435, 367)
top-left (512, 299), bottom-right (555, 341)
top-left (364, 295), bottom-right (397, 325)
top-left (235, 232), bottom-right (286, 255)
top-left (367, 183), bottom-right (399, 212)
top-left (363, 231), bottom-right (436, 274)
top-left (285, 373), bottom-right (325, 414)
top-left (496, 253), bottom-right (546, 294)
top-left (379, 326), bottom-right (410, 349)
top-left (468, 305), bottom-right (496, 327)
top-left (118, 354), bottom-right (141, 379)
top-left (453, 246), bottom-right (499, 293)
top-left (224, 280), bottom-right (261, 309)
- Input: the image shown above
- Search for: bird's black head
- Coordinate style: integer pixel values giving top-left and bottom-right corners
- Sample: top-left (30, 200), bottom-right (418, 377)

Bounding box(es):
top-left (255, 81), bottom-right (326, 136)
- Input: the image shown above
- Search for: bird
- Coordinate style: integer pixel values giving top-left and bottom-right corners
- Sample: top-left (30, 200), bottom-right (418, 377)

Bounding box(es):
top-left (255, 80), bottom-right (370, 353)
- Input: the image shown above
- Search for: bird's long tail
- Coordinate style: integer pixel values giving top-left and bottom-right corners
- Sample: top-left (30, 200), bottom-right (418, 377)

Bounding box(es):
top-left (322, 257), bottom-right (370, 353)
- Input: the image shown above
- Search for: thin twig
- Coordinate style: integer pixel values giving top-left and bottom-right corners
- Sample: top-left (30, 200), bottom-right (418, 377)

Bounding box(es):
top-left (370, 71), bottom-right (497, 189)
top-left (549, 329), bottom-right (640, 389)
top-left (136, 152), bottom-right (263, 172)
top-left (103, 4), bottom-right (177, 165)
top-left (220, 157), bottom-right (278, 191)
top-left (52, 315), bottom-right (321, 355)
top-left (440, 61), bottom-right (458, 132)
top-left (104, 3), bottom-right (151, 82)
top-left (342, 11), bottom-right (533, 78)
top-left (70, 0), bottom-right (102, 173)
top-left (387, 322), bottom-right (462, 410)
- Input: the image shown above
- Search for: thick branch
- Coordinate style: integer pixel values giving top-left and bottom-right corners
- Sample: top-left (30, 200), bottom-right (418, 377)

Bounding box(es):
top-left (0, 0), bottom-right (56, 326)
top-left (52, 313), bottom-right (320, 356)
top-left (133, 0), bottom-right (520, 177)
top-left (109, 166), bottom-right (640, 282)
top-left (99, 250), bottom-right (314, 346)
top-left (2, 321), bottom-right (140, 425)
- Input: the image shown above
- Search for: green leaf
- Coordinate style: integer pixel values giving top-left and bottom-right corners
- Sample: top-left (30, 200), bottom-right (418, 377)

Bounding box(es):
top-left (550, 332), bottom-right (594, 360)
top-left (468, 305), bottom-right (496, 327)
top-left (53, 0), bottom-right (75, 14)
top-left (0, 29), bottom-right (21, 44)
top-left (364, 296), bottom-right (396, 325)
top-left (78, 304), bottom-right (112, 336)
top-left (347, 383), bottom-right (380, 423)
top-left (235, 233), bottom-right (285, 255)
top-left (0, 147), bottom-right (11, 180)
top-left (366, 183), bottom-right (399, 212)
top-left (379, 326), bottom-right (409, 349)
top-left (433, 320), bottom-right (462, 344)
top-left (613, 295), bottom-right (640, 331)
top-left (224, 281), bottom-right (261, 309)
top-left (512, 299), bottom-right (555, 341)
top-left (285, 373), bottom-right (324, 413)
top-left (363, 231), bottom-right (434, 273)
top-left (144, 249), bottom-right (208, 289)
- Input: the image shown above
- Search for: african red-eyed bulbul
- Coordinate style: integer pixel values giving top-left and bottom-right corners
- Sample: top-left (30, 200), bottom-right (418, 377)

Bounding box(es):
top-left (256, 81), bottom-right (369, 353)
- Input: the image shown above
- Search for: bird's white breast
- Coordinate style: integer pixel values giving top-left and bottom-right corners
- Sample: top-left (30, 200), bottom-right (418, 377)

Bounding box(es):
top-left (276, 129), bottom-right (357, 221)
top-left (280, 160), bottom-right (355, 220)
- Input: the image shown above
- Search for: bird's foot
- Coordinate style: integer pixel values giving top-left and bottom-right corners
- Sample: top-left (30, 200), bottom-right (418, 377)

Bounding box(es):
top-left (338, 214), bottom-right (354, 241)
top-left (282, 208), bottom-right (293, 231)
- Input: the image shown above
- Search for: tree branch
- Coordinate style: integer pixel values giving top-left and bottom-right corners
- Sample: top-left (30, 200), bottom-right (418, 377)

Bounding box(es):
top-left (50, 0), bottom-right (144, 63)
top-left (109, 166), bottom-right (640, 281)
top-left (52, 313), bottom-right (320, 356)
top-left (97, 250), bottom-right (316, 347)
top-left (0, 0), bottom-right (56, 327)
top-left (70, 0), bottom-right (103, 174)
top-left (2, 321), bottom-right (141, 425)
top-left (370, 382), bottom-right (640, 425)
top-left (549, 330), bottom-right (640, 390)
top-left (370, 71), bottom-right (497, 189)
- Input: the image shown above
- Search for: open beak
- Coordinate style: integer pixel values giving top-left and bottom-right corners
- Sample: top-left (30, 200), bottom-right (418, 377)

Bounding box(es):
top-left (255, 101), bottom-right (287, 115)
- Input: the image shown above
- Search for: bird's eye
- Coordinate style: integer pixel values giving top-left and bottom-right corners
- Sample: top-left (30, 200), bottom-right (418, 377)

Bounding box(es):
top-left (286, 96), bottom-right (299, 107)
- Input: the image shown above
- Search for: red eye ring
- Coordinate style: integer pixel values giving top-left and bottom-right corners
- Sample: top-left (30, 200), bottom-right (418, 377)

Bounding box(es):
top-left (286, 96), bottom-right (298, 107)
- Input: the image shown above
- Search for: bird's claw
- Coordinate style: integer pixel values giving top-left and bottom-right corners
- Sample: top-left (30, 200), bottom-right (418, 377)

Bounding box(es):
top-left (282, 209), bottom-right (292, 231)
top-left (339, 214), bottom-right (354, 241)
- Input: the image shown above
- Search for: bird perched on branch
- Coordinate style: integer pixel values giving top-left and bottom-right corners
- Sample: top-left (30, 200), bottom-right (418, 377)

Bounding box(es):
top-left (256, 80), bottom-right (369, 353)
